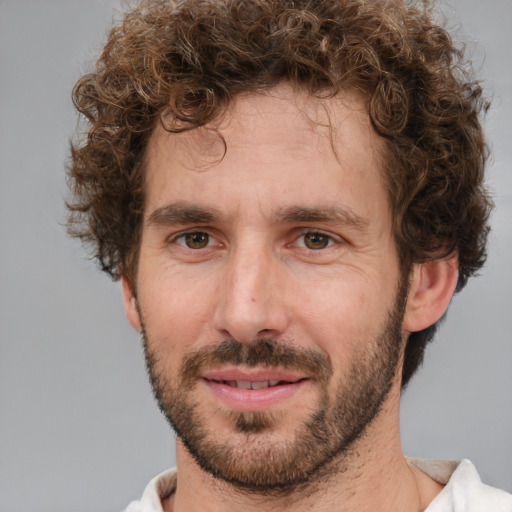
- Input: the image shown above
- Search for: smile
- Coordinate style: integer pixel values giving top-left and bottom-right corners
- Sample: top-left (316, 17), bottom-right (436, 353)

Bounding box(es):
top-left (201, 373), bottom-right (309, 411)
top-left (207, 379), bottom-right (303, 390)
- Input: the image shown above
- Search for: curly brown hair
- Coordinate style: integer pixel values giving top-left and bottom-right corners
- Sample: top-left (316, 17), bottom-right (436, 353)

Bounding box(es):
top-left (67, 0), bottom-right (492, 387)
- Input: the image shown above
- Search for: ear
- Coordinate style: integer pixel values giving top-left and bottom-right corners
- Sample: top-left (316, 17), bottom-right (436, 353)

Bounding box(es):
top-left (403, 254), bottom-right (459, 333)
top-left (121, 276), bottom-right (142, 332)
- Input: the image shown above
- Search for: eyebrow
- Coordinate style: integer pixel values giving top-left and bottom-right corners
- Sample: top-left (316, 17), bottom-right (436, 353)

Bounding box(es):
top-left (147, 202), bottom-right (369, 230)
top-left (147, 202), bottom-right (223, 226)
top-left (273, 206), bottom-right (369, 230)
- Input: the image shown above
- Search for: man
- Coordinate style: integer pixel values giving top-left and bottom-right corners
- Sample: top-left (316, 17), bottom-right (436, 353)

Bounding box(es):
top-left (67, 0), bottom-right (512, 510)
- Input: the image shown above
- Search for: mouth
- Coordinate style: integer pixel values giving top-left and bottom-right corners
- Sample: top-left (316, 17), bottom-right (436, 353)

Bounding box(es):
top-left (200, 370), bottom-right (310, 411)
top-left (205, 378), bottom-right (306, 390)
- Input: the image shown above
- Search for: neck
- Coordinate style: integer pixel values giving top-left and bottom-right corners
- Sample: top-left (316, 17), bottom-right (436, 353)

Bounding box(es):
top-left (164, 388), bottom-right (442, 512)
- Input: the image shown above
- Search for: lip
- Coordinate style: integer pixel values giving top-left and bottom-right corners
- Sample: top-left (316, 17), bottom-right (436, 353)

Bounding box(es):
top-left (201, 367), bottom-right (310, 411)
top-left (201, 367), bottom-right (308, 383)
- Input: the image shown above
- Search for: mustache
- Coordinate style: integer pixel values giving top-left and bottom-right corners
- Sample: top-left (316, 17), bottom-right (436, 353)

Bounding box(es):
top-left (180, 338), bottom-right (332, 385)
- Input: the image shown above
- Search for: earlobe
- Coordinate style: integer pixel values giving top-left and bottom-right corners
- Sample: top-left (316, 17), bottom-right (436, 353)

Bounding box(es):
top-left (403, 254), bottom-right (459, 333)
top-left (121, 276), bottom-right (142, 332)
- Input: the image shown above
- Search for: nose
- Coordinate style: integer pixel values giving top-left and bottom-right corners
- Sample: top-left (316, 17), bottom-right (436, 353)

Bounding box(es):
top-left (211, 242), bottom-right (290, 343)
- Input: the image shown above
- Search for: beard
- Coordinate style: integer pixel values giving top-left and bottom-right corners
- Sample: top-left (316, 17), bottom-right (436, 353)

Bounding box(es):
top-left (140, 277), bottom-right (408, 494)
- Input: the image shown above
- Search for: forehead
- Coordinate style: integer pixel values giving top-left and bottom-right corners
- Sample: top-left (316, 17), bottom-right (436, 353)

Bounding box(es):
top-left (143, 87), bottom-right (387, 221)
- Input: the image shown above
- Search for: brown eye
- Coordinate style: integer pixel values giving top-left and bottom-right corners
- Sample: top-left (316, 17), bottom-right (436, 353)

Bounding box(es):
top-left (302, 232), bottom-right (331, 250)
top-left (184, 232), bottom-right (210, 249)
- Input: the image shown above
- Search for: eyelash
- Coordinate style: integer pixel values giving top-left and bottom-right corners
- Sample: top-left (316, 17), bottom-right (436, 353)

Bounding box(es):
top-left (293, 231), bottom-right (337, 250)
top-left (170, 229), bottom-right (340, 251)
top-left (172, 231), bottom-right (219, 250)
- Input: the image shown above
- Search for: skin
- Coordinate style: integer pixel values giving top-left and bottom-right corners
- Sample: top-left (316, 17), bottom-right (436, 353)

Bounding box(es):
top-left (122, 86), bottom-right (458, 512)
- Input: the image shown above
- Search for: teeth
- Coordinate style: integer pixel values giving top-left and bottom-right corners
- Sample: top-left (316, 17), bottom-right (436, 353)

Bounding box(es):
top-left (222, 380), bottom-right (285, 389)
top-left (251, 380), bottom-right (270, 390)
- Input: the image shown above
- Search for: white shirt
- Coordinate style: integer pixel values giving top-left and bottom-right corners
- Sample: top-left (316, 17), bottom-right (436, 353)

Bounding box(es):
top-left (124, 459), bottom-right (512, 512)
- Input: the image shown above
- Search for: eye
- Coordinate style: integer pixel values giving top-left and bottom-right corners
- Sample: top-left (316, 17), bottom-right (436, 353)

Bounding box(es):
top-left (175, 231), bottom-right (213, 249)
top-left (297, 231), bottom-right (335, 250)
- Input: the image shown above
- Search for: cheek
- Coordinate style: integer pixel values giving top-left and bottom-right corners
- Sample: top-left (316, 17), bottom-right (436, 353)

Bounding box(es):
top-left (137, 270), bottom-right (215, 352)
top-left (293, 275), bottom-right (394, 358)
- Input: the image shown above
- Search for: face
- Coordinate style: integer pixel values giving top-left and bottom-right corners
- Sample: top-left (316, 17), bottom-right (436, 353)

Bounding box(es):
top-left (125, 88), bottom-right (408, 492)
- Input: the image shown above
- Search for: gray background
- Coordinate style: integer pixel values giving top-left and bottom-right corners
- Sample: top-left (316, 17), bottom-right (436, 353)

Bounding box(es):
top-left (0, 1), bottom-right (510, 511)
